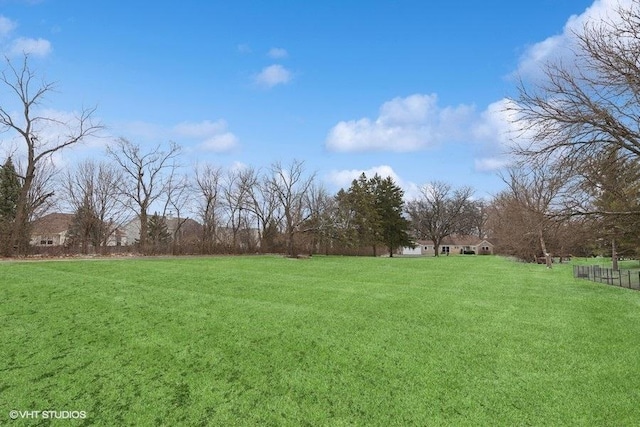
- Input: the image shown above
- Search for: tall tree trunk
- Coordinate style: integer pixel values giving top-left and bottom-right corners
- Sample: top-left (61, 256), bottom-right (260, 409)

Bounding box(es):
top-left (139, 211), bottom-right (148, 253)
top-left (433, 238), bottom-right (441, 257)
top-left (539, 228), bottom-right (552, 268)
top-left (612, 237), bottom-right (618, 271)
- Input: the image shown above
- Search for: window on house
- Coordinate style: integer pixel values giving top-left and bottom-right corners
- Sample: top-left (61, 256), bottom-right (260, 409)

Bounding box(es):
top-left (40, 237), bottom-right (53, 245)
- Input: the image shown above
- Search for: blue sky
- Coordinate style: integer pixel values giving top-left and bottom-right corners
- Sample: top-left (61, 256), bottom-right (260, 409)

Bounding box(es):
top-left (0, 0), bottom-right (605, 199)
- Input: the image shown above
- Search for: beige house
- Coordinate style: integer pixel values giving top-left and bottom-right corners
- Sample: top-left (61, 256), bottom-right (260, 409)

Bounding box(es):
top-left (30, 212), bottom-right (127, 248)
top-left (402, 235), bottom-right (494, 256)
top-left (30, 213), bottom-right (75, 247)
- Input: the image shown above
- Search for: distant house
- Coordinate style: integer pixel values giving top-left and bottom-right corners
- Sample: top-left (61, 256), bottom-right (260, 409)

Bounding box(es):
top-left (30, 213), bottom-right (75, 247)
top-left (122, 215), bottom-right (202, 246)
top-left (30, 212), bottom-right (128, 248)
top-left (167, 217), bottom-right (202, 245)
top-left (402, 235), bottom-right (494, 256)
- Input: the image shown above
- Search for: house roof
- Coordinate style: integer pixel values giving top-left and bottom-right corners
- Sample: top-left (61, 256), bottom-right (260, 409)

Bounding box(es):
top-left (166, 217), bottom-right (201, 231)
top-left (31, 213), bottom-right (74, 235)
top-left (166, 217), bottom-right (202, 239)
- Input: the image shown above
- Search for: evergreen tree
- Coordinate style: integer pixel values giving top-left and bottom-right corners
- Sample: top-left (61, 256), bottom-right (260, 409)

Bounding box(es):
top-left (337, 173), bottom-right (410, 256)
top-left (374, 176), bottom-right (412, 257)
top-left (0, 157), bottom-right (21, 255)
top-left (340, 173), bottom-right (380, 254)
top-left (148, 213), bottom-right (171, 253)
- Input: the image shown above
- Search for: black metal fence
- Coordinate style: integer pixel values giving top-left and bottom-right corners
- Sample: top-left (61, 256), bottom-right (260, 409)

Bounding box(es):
top-left (573, 265), bottom-right (640, 290)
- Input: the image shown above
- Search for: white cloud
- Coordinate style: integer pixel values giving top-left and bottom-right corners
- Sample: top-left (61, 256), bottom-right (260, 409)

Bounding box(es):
top-left (325, 94), bottom-right (475, 152)
top-left (199, 133), bottom-right (238, 152)
top-left (471, 98), bottom-right (522, 146)
top-left (173, 119), bottom-right (227, 138)
top-left (267, 47), bottom-right (288, 59)
top-left (10, 37), bottom-right (51, 57)
top-left (515, 0), bottom-right (633, 78)
top-left (327, 165), bottom-right (401, 188)
top-left (465, 99), bottom-right (522, 172)
top-left (173, 120), bottom-right (239, 152)
top-left (325, 2), bottom-right (629, 170)
top-left (0, 16), bottom-right (17, 37)
top-left (254, 64), bottom-right (292, 88)
top-left (474, 157), bottom-right (511, 172)
top-left (325, 93), bottom-right (521, 172)
top-left (117, 119), bottom-right (239, 153)
top-left (326, 165), bottom-right (420, 200)
top-left (230, 161), bottom-right (248, 172)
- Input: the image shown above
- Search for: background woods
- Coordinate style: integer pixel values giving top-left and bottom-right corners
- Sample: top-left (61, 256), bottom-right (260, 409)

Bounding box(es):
top-left (7, 1), bottom-right (640, 263)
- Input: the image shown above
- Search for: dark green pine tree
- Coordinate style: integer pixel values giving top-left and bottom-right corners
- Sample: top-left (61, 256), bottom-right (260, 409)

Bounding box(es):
top-left (148, 213), bottom-right (171, 253)
top-left (0, 157), bottom-right (21, 255)
top-left (346, 173), bottom-right (381, 255)
top-left (337, 173), bottom-right (411, 256)
top-left (374, 175), bottom-right (412, 257)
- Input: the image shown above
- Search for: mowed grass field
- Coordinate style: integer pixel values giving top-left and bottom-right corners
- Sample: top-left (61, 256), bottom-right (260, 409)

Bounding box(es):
top-left (2, 255), bottom-right (640, 426)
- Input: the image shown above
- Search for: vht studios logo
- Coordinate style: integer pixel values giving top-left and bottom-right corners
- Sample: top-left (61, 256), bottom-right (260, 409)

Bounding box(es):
top-left (9, 410), bottom-right (87, 420)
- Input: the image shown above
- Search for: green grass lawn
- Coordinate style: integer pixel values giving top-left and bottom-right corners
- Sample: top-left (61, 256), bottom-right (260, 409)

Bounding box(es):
top-left (2, 255), bottom-right (640, 426)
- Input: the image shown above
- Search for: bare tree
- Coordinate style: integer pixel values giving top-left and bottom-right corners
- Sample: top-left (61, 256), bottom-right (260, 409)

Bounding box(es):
top-left (195, 163), bottom-right (222, 253)
top-left (220, 168), bottom-right (252, 252)
top-left (160, 173), bottom-right (193, 254)
top-left (235, 167), bottom-right (261, 251)
top-left (0, 55), bottom-right (102, 255)
top-left (268, 159), bottom-right (315, 257)
top-left (497, 163), bottom-right (568, 267)
top-left (26, 158), bottom-right (57, 222)
top-left (303, 182), bottom-right (335, 255)
top-left (513, 3), bottom-right (632, 156)
top-left (61, 160), bottom-right (125, 253)
top-left (406, 181), bottom-right (474, 256)
top-left (247, 171), bottom-right (282, 253)
top-left (106, 137), bottom-right (181, 253)
top-left (511, 1), bottom-right (640, 193)
top-left (457, 199), bottom-right (489, 239)
top-left (508, 1), bottom-right (640, 269)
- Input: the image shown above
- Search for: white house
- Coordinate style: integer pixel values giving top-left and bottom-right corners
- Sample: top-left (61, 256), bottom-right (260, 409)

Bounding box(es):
top-left (402, 235), bottom-right (494, 256)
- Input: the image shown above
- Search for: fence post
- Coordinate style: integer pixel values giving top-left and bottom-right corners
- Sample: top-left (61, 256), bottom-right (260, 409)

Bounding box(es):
top-left (619, 269), bottom-right (622, 287)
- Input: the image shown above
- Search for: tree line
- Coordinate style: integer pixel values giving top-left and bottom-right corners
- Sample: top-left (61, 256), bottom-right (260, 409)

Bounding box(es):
top-left (0, 138), bottom-right (487, 257)
top-left (0, 56), bottom-right (487, 258)
top-left (5, 0), bottom-right (640, 264)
